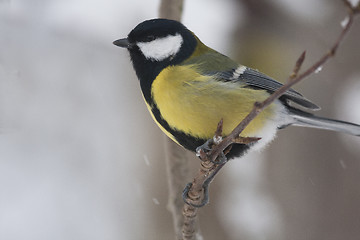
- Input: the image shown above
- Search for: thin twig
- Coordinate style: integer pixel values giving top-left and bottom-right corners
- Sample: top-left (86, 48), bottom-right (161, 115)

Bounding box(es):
top-left (289, 51), bottom-right (306, 81)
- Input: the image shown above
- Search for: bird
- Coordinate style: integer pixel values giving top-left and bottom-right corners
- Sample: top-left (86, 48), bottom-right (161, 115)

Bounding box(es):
top-left (113, 18), bottom-right (360, 159)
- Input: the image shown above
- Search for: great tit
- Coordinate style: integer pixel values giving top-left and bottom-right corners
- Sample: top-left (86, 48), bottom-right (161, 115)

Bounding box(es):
top-left (114, 18), bottom-right (360, 159)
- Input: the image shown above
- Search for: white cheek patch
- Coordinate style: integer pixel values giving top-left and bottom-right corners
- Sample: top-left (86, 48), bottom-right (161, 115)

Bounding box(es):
top-left (137, 33), bottom-right (183, 61)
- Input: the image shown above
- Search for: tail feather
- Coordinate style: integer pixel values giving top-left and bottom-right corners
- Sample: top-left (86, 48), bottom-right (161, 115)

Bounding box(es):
top-left (287, 107), bottom-right (360, 137)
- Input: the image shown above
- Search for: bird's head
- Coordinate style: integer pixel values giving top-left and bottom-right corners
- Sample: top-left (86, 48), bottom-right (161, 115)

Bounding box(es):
top-left (114, 19), bottom-right (197, 70)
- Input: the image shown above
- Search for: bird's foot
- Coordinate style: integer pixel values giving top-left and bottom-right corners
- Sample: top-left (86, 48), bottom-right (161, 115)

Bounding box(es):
top-left (182, 182), bottom-right (209, 208)
top-left (196, 137), bottom-right (228, 164)
top-left (182, 161), bottom-right (226, 207)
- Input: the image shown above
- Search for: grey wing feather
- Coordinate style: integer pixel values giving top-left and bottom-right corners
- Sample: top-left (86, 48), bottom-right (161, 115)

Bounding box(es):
top-left (217, 67), bottom-right (320, 110)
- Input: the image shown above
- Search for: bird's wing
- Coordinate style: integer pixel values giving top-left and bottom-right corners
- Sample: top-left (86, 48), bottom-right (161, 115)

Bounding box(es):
top-left (214, 66), bottom-right (320, 110)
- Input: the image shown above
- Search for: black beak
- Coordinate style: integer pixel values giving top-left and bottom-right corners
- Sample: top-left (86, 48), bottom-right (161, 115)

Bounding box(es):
top-left (113, 38), bottom-right (132, 48)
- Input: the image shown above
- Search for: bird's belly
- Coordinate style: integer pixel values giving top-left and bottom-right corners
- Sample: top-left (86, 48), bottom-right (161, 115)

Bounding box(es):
top-left (156, 95), bottom-right (280, 138)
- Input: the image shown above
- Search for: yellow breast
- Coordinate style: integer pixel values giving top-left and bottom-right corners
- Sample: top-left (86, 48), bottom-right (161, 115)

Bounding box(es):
top-left (150, 65), bottom-right (279, 140)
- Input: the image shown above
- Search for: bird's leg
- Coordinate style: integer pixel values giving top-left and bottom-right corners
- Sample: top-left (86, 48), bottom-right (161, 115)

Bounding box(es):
top-left (195, 138), bottom-right (213, 155)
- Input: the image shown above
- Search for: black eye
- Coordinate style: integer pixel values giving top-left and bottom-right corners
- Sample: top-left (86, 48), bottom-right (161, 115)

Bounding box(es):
top-left (145, 35), bottom-right (156, 42)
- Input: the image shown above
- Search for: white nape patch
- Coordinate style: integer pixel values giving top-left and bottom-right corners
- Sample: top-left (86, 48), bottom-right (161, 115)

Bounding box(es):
top-left (231, 65), bottom-right (247, 80)
top-left (137, 33), bottom-right (183, 61)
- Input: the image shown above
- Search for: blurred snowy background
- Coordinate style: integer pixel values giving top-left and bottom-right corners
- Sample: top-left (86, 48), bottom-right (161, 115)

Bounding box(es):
top-left (0, 0), bottom-right (360, 240)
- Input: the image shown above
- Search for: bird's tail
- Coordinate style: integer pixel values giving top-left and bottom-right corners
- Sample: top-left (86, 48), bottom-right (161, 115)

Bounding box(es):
top-left (287, 107), bottom-right (360, 136)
